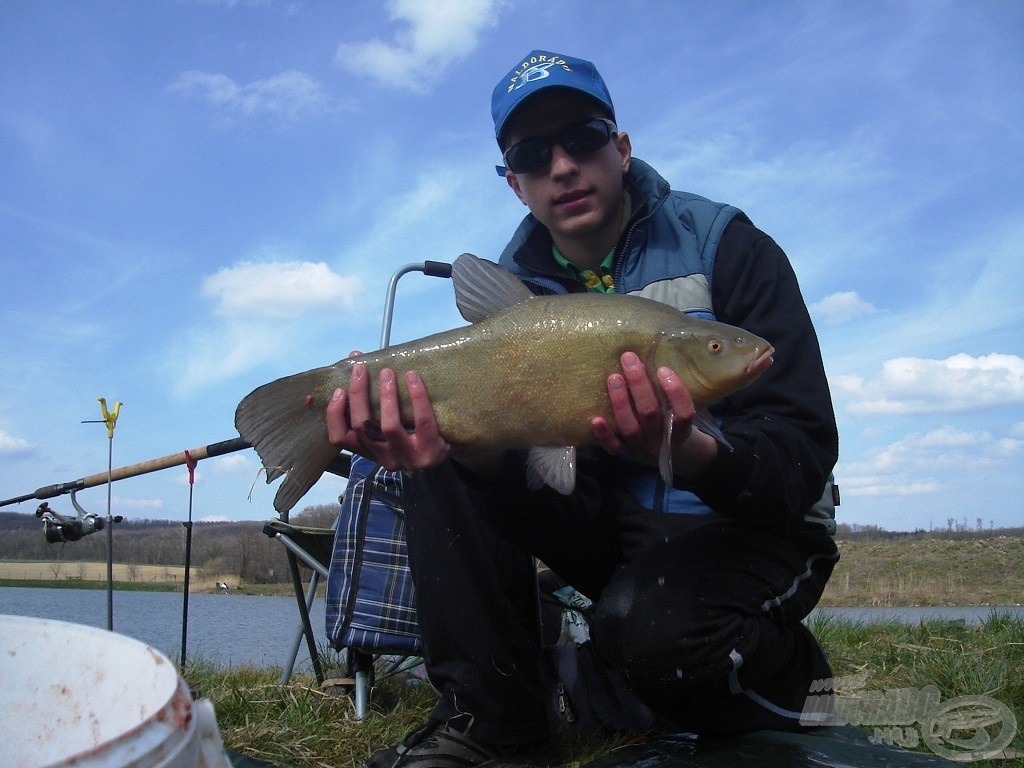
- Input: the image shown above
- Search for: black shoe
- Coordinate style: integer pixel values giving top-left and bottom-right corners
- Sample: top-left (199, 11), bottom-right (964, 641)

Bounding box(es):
top-left (359, 718), bottom-right (561, 768)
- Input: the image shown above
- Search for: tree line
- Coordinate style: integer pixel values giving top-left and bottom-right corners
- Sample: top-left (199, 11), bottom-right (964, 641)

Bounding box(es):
top-left (0, 504), bottom-right (340, 585)
top-left (4, 507), bottom-right (1021, 585)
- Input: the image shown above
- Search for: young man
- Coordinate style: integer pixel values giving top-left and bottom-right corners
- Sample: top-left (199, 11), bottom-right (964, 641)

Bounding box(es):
top-left (328, 50), bottom-right (839, 767)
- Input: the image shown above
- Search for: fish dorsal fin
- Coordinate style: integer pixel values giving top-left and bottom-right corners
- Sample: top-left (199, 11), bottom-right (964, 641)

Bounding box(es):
top-left (452, 252), bottom-right (535, 323)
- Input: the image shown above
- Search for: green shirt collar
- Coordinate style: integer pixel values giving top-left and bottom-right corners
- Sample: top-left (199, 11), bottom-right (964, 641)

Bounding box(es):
top-left (552, 246), bottom-right (616, 292)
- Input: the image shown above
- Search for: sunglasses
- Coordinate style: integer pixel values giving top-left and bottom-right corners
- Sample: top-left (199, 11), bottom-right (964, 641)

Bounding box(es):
top-left (501, 117), bottom-right (617, 175)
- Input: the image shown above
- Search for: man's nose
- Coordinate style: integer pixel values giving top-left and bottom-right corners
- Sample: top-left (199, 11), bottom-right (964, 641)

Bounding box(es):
top-left (549, 143), bottom-right (579, 177)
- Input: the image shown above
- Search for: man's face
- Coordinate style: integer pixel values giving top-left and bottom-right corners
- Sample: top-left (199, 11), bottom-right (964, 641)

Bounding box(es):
top-left (503, 91), bottom-right (631, 253)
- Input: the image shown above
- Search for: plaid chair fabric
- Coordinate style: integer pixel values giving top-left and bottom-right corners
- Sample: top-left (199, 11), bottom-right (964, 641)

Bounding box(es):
top-left (326, 455), bottom-right (423, 655)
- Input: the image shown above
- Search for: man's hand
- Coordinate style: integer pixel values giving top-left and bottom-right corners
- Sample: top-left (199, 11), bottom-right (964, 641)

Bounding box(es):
top-left (325, 360), bottom-right (451, 471)
top-left (591, 351), bottom-right (717, 480)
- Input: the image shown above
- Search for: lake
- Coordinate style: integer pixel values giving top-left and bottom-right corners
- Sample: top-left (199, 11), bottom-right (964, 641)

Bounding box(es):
top-left (2, 586), bottom-right (1021, 668)
top-left (0, 586), bottom-right (328, 670)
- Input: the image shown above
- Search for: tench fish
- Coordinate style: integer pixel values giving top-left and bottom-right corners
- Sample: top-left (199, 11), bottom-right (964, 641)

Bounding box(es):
top-left (235, 253), bottom-right (773, 513)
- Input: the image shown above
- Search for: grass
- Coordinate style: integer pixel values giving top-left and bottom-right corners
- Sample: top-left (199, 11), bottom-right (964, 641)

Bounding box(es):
top-left (184, 614), bottom-right (1024, 768)
top-left (0, 576), bottom-right (179, 591)
top-left (822, 537), bottom-right (1024, 607)
top-left (810, 611), bottom-right (1023, 766)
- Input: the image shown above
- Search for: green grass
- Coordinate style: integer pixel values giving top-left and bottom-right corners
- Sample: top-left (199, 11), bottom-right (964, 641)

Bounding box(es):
top-left (809, 611), bottom-right (1023, 766)
top-left (0, 577), bottom-right (179, 591)
top-left (184, 615), bottom-right (1024, 768)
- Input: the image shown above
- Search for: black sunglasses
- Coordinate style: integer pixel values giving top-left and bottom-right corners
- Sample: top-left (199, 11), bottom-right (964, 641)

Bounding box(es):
top-left (500, 117), bottom-right (617, 175)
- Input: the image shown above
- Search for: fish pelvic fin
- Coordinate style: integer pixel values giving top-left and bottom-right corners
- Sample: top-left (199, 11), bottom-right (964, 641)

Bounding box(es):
top-left (526, 445), bottom-right (577, 495)
top-left (452, 253), bottom-right (535, 323)
top-left (234, 366), bottom-right (342, 514)
top-left (693, 407), bottom-right (733, 452)
top-left (659, 407), bottom-right (674, 487)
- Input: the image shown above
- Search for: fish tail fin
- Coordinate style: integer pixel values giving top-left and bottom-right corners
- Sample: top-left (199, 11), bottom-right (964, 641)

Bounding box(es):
top-left (234, 366), bottom-right (341, 514)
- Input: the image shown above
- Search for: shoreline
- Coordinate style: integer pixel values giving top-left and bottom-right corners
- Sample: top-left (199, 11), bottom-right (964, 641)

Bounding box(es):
top-left (2, 578), bottom-right (1022, 611)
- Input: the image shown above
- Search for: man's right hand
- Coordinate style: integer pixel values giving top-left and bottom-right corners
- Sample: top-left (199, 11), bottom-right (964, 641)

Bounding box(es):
top-left (325, 361), bottom-right (452, 472)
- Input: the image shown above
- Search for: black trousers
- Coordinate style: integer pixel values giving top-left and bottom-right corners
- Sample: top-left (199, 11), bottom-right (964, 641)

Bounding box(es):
top-left (403, 462), bottom-right (838, 745)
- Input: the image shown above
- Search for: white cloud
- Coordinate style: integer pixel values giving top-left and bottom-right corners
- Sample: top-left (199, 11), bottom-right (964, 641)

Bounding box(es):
top-left (170, 69), bottom-right (330, 120)
top-left (172, 322), bottom-right (289, 395)
top-left (810, 291), bottom-right (879, 325)
top-left (334, 0), bottom-right (503, 92)
top-left (842, 479), bottom-right (941, 497)
top-left (202, 261), bottom-right (363, 319)
top-left (112, 496), bottom-right (165, 512)
top-left (837, 353), bottom-right (1024, 414)
top-left (0, 428), bottom-right (33, 458)
top-left (172, 469), bottom-right (202, 486)
top-left (211, 454), bottom-right (256, 474)
top-left (839, 426), bottom-right (1023, 498)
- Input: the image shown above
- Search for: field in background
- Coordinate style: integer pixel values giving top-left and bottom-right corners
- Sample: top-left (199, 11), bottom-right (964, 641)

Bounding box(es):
top-left (4, 534), bottom-right (1024, 604)
top-left (821, 536), bottom-right (1024, 607)
top-left (0, 560), bottom-right (239, 591)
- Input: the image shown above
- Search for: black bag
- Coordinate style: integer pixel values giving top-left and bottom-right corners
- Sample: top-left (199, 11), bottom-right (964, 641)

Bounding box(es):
top-left (546, 640), bottom-right (655, 737)
top-left (539, 570), bottom-right (654, 737)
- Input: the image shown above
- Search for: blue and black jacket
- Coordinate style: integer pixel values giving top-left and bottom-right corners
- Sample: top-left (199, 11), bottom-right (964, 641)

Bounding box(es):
top-left (496, 159), bottom-right (838, 531)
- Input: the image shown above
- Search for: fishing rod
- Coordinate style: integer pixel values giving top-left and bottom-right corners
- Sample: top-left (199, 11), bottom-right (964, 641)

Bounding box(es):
top-left (0, 437), bottom-right (251, 508)
top-left (0, 437), bottom-right (353, 508)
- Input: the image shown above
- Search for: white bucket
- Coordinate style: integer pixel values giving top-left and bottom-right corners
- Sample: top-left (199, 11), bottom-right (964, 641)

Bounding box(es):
top-left (0, 615), bottom-right (232, 768)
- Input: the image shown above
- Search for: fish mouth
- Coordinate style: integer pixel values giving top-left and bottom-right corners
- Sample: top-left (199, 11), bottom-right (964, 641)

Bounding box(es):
top-left (746, 344), bottom-right (775, 378)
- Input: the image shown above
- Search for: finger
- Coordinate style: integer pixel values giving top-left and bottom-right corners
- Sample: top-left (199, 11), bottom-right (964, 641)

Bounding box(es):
top-left (605, 372), bottom-right (638, 435)
top-left (377, 368), bottom-right (406, 440)
top-left (325, 388), bottom-right (348, 445)
top-left (591, 415), bottom-right (624, 455)
top-left (405, 371), bottom-right (440, 439)
top-left (405, 371), bottom-right (451, 468)
top-left (657, 366), bottom-right (696, 426)
top-left (620, 352), bottom-right (662, 428)
top-left (346, 363), bottom-right (373, 435)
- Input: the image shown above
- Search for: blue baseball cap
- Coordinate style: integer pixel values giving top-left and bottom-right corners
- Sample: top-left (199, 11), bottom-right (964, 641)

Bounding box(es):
top-left (491, 50), bottom-right (615, 147)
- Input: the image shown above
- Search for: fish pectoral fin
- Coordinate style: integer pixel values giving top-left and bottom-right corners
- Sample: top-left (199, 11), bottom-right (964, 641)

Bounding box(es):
top-left (452, 253), bottom-right (536, 323)
top-left (659, 407), bottom-right (674, 486)
top-left (693, 407), bottom-right (733, 451)
top-left (526, 446), bottom-right (577, 495)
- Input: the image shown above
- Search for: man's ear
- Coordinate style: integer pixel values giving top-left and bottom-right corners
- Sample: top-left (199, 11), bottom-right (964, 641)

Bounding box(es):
top-left (616, 131), bottom-right (632, 175)
top-left (505, 169), bottom-right (528, 205)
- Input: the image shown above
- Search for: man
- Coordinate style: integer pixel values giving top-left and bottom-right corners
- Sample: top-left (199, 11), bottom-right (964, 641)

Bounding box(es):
top-left (328, 50), bottom-right (839, 767)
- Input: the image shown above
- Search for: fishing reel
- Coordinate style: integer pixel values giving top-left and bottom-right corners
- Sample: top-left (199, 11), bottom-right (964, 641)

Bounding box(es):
top-left (36, 494), bottom-right (121, 543)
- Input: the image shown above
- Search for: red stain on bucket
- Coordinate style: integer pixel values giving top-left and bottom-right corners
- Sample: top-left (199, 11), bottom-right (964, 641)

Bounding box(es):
top-left (0, 615), bottom-right (229, 768)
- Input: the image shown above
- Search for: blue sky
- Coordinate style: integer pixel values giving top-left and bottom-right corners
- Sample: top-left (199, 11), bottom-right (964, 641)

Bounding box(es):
top-left (1, 1), bottom-right (1021, 532)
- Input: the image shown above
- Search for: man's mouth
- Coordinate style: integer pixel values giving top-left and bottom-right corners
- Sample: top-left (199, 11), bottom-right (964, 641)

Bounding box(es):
top-left (554, 189), bottom-right (590, 206)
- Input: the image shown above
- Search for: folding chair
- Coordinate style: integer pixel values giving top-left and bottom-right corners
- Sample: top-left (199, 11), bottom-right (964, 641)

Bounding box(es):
top-left (263, 451), bottom-right (351, 687)
top-left (266, 261), bottom-right (452, 717)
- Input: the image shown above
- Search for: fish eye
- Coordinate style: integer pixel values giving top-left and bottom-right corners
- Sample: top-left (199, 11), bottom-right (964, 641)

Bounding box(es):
top-left (708, 339), bottom-right (723, 354)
